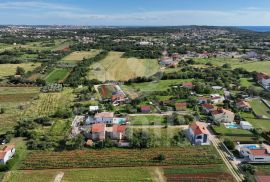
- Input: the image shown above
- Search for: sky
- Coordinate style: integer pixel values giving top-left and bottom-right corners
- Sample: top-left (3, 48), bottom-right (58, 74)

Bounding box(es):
top-left (0, 0), bottom-right (270, 26)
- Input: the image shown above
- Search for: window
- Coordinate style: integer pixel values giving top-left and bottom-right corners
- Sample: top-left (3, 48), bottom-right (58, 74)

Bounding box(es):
top-left (196, 135), bottom-right (202, 139)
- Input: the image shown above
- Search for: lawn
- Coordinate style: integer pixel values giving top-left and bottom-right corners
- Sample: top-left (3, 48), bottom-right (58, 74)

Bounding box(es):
top-left (61, 50), bottom-right (100, 63)
top-left (232, 61), bottom-right (270, 75)
top-left (0, 87), bottom-right (40, 134)
top-left (194, 57), bottom-right (241, 66)
top-left (87, 51), bottom-right (160, 81)
top-left (45, 68), bottom-right (70, 83)
top-left (255, 165), bottom-right (270, 175)
top-left (250, 99), bottom-right (270, 119)
top-left (127, 79), bottom-right (194, 92)
top-left (6, 167), bottom-right (154, 182)
top-left (241, 112), bottom-right (270, 132)
top-left (129, 115), bottom-right (166, 125)
top-left (0, 63), bottom-right (41, 79)
top-left (211, 125), bottom-right (254, 137)
top-left (20, 146), bottom-right (222, 169)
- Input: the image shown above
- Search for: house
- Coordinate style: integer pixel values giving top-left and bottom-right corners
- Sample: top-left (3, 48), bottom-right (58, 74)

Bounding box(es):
top-left (141, 106), bottom-right (151, 113)
top-left (0, 145), bottom-right (15, 165)
top-left (211, 108), bottom-right (235, 123)
top-left (198, 97), bottom-right (208, 104)
top-left (240, 144), bottom-right (270, 162)
top-left (210, 94), bottom-right (225, 104)
top-left (111, 125), bottom-right (127, 140)
top-left (188, 122), bottom-right (210, 145)
top-left (175, 102), bottom-right (187, 111)
top-left (89, 106), bottom-right (99, 112)
top-left (94, 112), bottom-right (114, 124)
top-left (240, 121), bottom-right (253, 130)
top-left (236, 100), bottom-right (251, 112)
top-left (111, 91), bottom-right (127, 105)
top-left (257, 73), bottom-right (270, 89)
top-left (202, 104), bottom-right (215, 114)
top-left (91, 123), bottom-right (106, 141)
top-left (182, 82), bottom-right (194, 89)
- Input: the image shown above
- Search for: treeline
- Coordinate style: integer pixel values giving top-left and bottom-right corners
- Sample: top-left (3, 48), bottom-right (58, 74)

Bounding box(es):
top-left (65, 51), bottom-right (108, 87)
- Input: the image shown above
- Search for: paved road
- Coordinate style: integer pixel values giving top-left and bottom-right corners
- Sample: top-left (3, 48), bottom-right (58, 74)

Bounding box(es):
top-left (205, 123), bottom-right (244, 182)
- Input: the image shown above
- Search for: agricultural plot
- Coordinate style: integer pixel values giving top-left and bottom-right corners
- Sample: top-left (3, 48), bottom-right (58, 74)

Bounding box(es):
top-left (0, 87), bottom-right (40, 134)
top-left (0, 63), bottom-right (41, 79)
top-left (44, 68), bottom-right (70, 83)
top-left (61, 50), bottom-right (100, 63)
top-left (20, 146), bottom-right (222, 169)
top-left (97, 84), bottom-right (119, 100)
top-left (88, 51), bottom-right (160, 81)
top-left (21, 88), bottom-right (74, 119)
top-left (163, 164), bottom-right (233, 182)
top-left (250, 99), bottom-right (270, 119)
top-left (6, 167), bottom-right (154, 182)
top-left (127, 79), bottom-right (194, 92)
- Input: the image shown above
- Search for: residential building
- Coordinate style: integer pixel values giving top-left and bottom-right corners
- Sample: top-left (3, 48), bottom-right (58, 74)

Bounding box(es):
top-left (175, 102), bottom-right (187, 111)
top-left (89, 106), bottom-right (99, 112)
top-left (240, 121), bottom-right (253, 130)
top-left (0, 145), bottom-right (15, 164)
top-left (257, 73), bottom-right (270, 89)
top-left (111, 125), bottom-right (127, 140)
top-left (141, 106), bottom-right (151, 113)
top-left (202, 104), bottom-right (215, 114)
top-left (111, 91), bottom-right (128, 105)
top-left (198, 97), bottom-right (208, 104)
top-left (210, 94), bottom-right (225, 104)
top-left (188, 122), bottom-right (210, 145)
top-left (236, 100), bottom-right (251, 112)
top-left (240, 144), bottom-right (270, 162)
top-left (94, 112), bottom-right (114, 124)
top-left (91, 123), bottom-right (106, 141)
top-left (182, 82), bottom-right (194, 89)
top-left (211, 108), bottom-right (235, 123)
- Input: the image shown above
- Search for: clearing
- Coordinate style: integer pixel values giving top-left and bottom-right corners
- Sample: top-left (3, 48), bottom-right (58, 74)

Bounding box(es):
top-left (45, 68), bottom-right (70, 83)
top-left (61, 50), bottom-right (100, 63)
top-left (250, 99), bottom-right (270, 119)
top-left (87, 51), bottom-right (160, 81)
top-left (0, 63), bottom-right (41, 79)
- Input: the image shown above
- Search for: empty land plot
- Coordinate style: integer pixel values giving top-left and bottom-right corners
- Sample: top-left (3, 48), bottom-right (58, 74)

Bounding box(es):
top-left (97, 84), bottom-right (119, 99)
top-left (232, 61), bottom-right (270, 75)
top-left (45, 68), bottom-right (70, 83)
top-left (20, 146), bottom-right (222, 169)
top-left (6, 168), bottom-right (154, 182)
top-left (250, 99), bottom-right (270, 119)
top-left (0, 63), bottom-right (41, 79)
top-left (88, 51), bottom-right (160, 81)
top-left (129, 115), bottom-right (166, 125)
top-left (61, 50), bottom-right (100, 63)
top-left (241, 112), bottom-right (270, 132)
top-left (0, 87), bottom-right (40, 134)
top-left (21, 88), bottom-right (74, 119)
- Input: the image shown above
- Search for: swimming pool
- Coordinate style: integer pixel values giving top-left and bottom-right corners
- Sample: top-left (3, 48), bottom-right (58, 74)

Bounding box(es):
top-left (244, 145), bottom-right (260, 149)
top-left (224, 123), bottom-right (238, 129)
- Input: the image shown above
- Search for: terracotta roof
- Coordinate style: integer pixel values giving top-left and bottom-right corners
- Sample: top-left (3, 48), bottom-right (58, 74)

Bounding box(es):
top-left (202, 104), bottom-right (214, 109)
top-left (91, 123), bottom-right (106, 133)
top-left (189, 122), bottom-right (208, 135)
top-left (0, 151), bottom-right (6, 159)
top-left (175, 102), bottom-right (187, 108)
top-left (112, 125), bottom-right (127, 133)
top-left (236, 101), bottom-right (251, 108)
top-left (211, 108), bottom-right (234, 116)
top-left (2, 145), bottom-right (15, 152)
top-left (249, 149), bottom-right (270, 156)
top-left (141, 106), bottom-right (151, 110)
top-left (94, 112), bottom-right (114, 118)
top-left (257, 175), bottom-right (270, 182)
top-left (182, 82), bottom-right (193, 87)
top-left (211, 96), bottom-right (221, 100)
top-left (198, 97), bottom-right (208, 101)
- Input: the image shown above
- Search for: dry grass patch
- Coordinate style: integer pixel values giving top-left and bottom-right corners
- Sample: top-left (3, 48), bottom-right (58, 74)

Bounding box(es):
top-left (62, 50), bottom-right (100, 63)
top-left (0, 63), bottom-right (41, 78)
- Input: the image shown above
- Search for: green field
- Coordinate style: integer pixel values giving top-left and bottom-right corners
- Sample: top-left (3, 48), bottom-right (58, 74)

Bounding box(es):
top-left (61, 50), bottom-right (100, 63)
top-left (129, 115), bottom-right (166, 125)
top-left (0, 87), bottom-right (40, 134)
top-left (211, 125), bottom-right (254, 137)
top-left (127, 79), bottom-right (194, 92)
top-left (45, 68), bottom-right (70, 83)
top-left (241, 112), bottom-right (270, 132)
top-left (250, 99), bottom-right (270, 119)
top-left (0, 63), bottom-right (41, 79)
top-left (88, 51), bottom-right (160, 81)
top-left (232, 61), bottom-right (270, 75)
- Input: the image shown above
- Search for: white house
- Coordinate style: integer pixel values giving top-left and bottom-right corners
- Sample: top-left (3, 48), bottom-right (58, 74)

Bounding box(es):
top-left (239, 144), bottom-right (270, 162)
top-left (188, 122), bottom-right (210, 145)
top-left (89, 106), bottom-right (99, 112)
top-left (0, 145), bottom-right (16, 164)
top-left (211, 108), bottom-right (235, 123)
top-left (240, 121), bottom-right (253, 130)
top-left (94, 112), bottom-right (114, 124)
top-left (210, 94), bottom-right (225, 104)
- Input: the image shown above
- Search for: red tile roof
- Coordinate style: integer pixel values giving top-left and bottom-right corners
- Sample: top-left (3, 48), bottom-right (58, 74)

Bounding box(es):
top-left (250, 149), bottom-right (270, 156)
top-left (91, 123), bottom-right (106, 133)
top-left (189, 122), bottom-right (208, 135)
top-left (257, 175), bottom-right (270, 182)
top-left (113, 125), bottom-right (127, 133)
top-left (141, 106), bottom-right (151, 111)
top-left (182, 82), bottom-right (193, 88)
top-left (0, 145), bottom-right (15, 159)
top-left (94, 112), bottom-right (114, 118)
top-left (175, 102), bottom-right (187, 108)
top-left (0, 152), bottom-right (5, 159)
top-left (236, 100), bottom-right (251, 108)
top-left (202, 104), bottom-right (214, 110)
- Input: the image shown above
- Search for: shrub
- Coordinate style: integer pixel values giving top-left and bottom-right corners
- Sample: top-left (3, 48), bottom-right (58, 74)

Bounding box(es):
top-left (223, 139), bottom-right (235, 150)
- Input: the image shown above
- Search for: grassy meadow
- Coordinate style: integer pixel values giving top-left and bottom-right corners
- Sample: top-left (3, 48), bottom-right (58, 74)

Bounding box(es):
top-left (45, 68), bottom-right (70, 83)
top-left (61, 50), bottom-right (100, 63)
top-left (0, 63), bottom-right (41, 79)
top-left (87, 51), bottom-right (160, 81)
